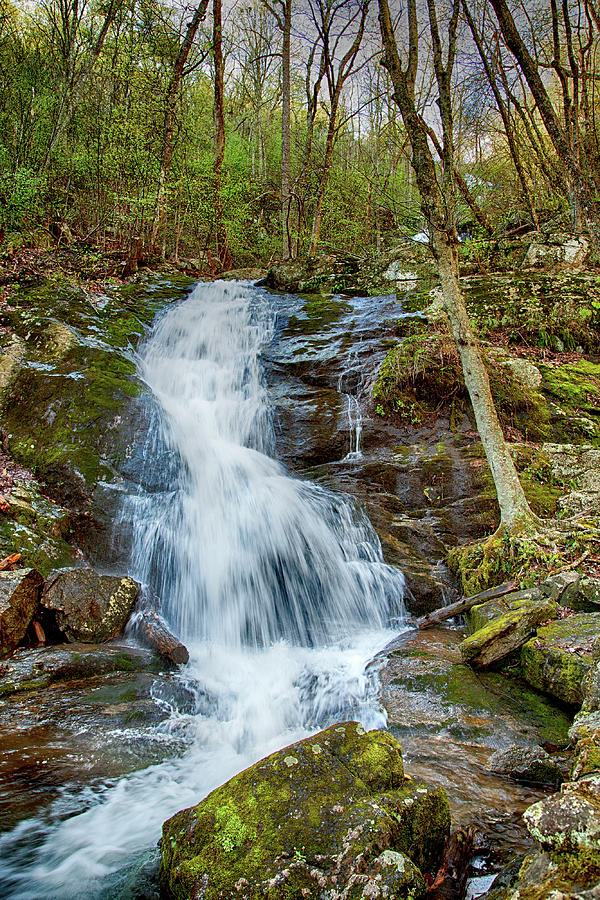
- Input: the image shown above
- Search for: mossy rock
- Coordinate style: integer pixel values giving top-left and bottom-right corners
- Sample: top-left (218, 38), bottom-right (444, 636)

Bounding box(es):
top-left (459, 598), bottom-right (558, 669)
top-left (0, 478), bottom-right (76, 575)
top-left (521, 613), bottom-right (600, 706)
top-left (485, 848), bottom-right (600, 900)
top-left (466, 589), bottom-right (539, 633)
top-left (524, 776), bottom-right (600, 853)
top-left (160, 721), bottom-right (450, 900)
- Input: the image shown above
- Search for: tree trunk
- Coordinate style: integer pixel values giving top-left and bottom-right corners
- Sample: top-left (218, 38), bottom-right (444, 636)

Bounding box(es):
top-left (281, 0), bottom-right (292, 258)
top-left (44, 1), bottom-right (120, 168)
top-left (378, 0), bottom-right (537, 534)
top-left (213, 0), bottom-right (232, 271)
top-left (150, 0), bottom-right (210, 251)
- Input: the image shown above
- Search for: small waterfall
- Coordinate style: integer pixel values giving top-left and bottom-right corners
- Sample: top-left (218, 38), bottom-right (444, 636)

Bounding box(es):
top-left (0, 281), bottom-right (406, 899)
top-left (338, 346), bottom-right (364, 460)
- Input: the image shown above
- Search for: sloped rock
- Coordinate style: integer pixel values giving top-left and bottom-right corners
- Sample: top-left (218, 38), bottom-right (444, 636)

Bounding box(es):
top-left (521, 613), bottom-right (600, 706)
top-left (0, 568), bottom-right (43, 658)
top-left (41, 567), bottom-right (138, 643)
top-left (459, 598), bottom-right (558, 669)
top-left (0, 642), bottom-right (162, 696)
top-left (160, 721), bottom-right (450, 900)
top-left (487, 745), bottom-right (564, 786)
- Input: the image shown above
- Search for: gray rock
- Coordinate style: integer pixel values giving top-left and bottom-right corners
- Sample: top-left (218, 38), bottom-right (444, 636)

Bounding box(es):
top-left (0, 642), bottom-right (162, 696)
top-left (42, 567), bottom-right (139, 643)
top-left (459, 598), bottom-right (558, 669)
top-left (524, 776), bottom-right (600, 852)
top-left (487, 745), bottom-right (564, 786)
top-left (0, 568), bottom-right (43, 658)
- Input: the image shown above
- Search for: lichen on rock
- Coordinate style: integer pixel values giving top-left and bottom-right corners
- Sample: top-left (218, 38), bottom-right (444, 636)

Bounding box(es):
top-left (160, 721), bottom-right (450, 900)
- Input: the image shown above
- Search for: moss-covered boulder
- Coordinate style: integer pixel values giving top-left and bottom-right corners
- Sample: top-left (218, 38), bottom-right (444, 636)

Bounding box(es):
top-left (459, 598), bottom-right (558, 669)
top-left (160, 721), bottom-right (450, 900)
top-left (524, 776), bottom-right (600, 853)
top-left (0, 568), bottom-right (43, 658)
top-left (466, 589), bottom-right (540, 633)
top-left (41, 567), bottom-right (138, 643)
top-left (521, 613), bottom-right (600, 706)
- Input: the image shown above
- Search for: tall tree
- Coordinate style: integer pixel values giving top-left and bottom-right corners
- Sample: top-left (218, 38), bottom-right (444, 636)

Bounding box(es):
top-left (308, 0), bottom-right (369, 256)
top-left (488, 0), bottom-right (600, 243)
top-left (262, 0), bottom-right (292, 257)
top-left (378, 0), bottom-right (536, 533)
top-left (213, 0), bottom-right (231, 270)
top-left (150, 0), bottom-right (210, 251)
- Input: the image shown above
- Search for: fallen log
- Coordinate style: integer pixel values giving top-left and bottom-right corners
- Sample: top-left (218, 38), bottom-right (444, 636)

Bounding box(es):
top-left (415, 581), bottom-right (519, 630)
top-left (137, 609), bottom-right (189, 665)
top-left (428, 825), bottom-right (477, 900)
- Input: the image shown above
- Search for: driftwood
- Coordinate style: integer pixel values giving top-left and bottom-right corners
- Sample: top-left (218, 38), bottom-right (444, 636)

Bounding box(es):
top-left (428, 826), bottom-right (477, 900)
top-left (137, 609), bottom-right (189, 665)
top-left (416, 581), bottom-right (518, 630)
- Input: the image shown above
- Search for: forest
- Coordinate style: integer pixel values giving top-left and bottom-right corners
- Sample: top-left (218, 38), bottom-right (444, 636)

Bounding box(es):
top-left (1, 0), bottom-right (599, 268)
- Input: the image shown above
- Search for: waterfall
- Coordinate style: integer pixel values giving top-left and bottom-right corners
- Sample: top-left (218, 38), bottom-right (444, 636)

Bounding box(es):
top-left (0, 281), bottom-right (406, 899)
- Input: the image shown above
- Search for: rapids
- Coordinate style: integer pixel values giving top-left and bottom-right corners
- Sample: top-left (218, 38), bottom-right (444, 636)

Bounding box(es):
top-left (0, 281), bottom-right (406, 898)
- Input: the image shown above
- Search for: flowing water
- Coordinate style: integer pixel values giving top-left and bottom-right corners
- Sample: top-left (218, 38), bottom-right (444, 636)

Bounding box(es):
top-left (0, 281), bottom-right (407, 898)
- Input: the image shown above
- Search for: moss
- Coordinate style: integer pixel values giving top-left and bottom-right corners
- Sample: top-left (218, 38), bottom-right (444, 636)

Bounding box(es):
top-left (521, 615), bottom-right (600, 706)
top-left (160, 722), bottom-right (449, 900)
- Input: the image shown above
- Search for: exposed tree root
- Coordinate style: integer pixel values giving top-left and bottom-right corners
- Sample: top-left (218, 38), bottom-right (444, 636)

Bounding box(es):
top-left (447, 514), bottom-right (600, 595)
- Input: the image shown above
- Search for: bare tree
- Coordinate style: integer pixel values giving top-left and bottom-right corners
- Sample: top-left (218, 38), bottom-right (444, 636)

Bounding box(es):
top-left (150, 0), bottom-right (210, 252)
top-left (213, 0), bottom-right (232, 270)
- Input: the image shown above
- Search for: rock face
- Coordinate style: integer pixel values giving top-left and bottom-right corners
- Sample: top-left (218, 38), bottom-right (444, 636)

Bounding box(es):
top-left (521, 613), bottom-right (600, 706)
top-left (160, 721), bottom-right (450, 900)
top-left (459, 597), bottom-right (558, 669)
top-left (0, 568), bottom-right (43, 658)
top-left (41, 567), bottom-right (139, 643)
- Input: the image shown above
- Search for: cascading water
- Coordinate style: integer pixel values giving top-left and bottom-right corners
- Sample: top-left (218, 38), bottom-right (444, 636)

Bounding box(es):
top-left (0, 281), bottom-right (406, 899)
top-left (338, 347), bottom-right (364, 460)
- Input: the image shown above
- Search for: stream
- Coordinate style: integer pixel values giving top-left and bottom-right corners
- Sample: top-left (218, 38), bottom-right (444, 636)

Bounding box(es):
top-left (0, 279), bottom-right (568, 898)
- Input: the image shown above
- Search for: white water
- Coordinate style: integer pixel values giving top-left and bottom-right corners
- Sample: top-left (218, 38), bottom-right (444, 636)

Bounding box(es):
top-left (0, 281), bottom-right (406, 898)
top-left (338, 347), bottom-right (364, 461)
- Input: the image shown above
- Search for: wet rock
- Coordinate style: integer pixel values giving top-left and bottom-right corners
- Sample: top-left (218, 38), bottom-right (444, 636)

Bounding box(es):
top-left (0, 642), bottom-right (163, 695)
top-left (487, 745), bottom-right (564, 786)
top-left (381, 627), bottom-right (571, 748)
top-left (521, 613), bottom-right (600, 706)
top-left (459, 598), bottom-right (558, 669)
top-left (160, 721), bottom-right (450, 900)
top-left (41, 567), bottom-right (139, 643)
top-left (0, 568), bottom-right (43, 658)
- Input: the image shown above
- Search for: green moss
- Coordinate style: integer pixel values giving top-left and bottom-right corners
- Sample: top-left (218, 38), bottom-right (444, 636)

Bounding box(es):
top-left (160, 722), bottom-right (449, 900)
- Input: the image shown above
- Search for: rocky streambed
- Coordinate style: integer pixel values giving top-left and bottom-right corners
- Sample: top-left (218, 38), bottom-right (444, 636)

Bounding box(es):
top-left (0, 269), bottom-right (598, 898)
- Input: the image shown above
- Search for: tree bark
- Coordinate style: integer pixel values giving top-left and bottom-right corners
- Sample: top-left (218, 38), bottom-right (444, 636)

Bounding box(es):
top-left (378, 0), bottom-right (537, 534)
top-left (150, 0), bottom-right (210, 251)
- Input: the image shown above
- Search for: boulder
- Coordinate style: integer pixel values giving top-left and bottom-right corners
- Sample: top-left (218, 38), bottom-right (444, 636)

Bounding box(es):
top-left (41, 567), bottom-right (139, 643)
top-left (521, 613), bottom-right (600, 706)
top-left (524, 776), bottom-right (600, 853)
top-left (459, 598), bottom-right (558, 669)
top-left (524, 233), bottom-right (590, 270)
top-left (466, 588), bottom-right (540, 633)
top-left (160, 721), bottom-right (450, 900)
top-left (0, 568), bottom-right (43, 658)
top-left (487, 745), bottom-right (564, 787)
